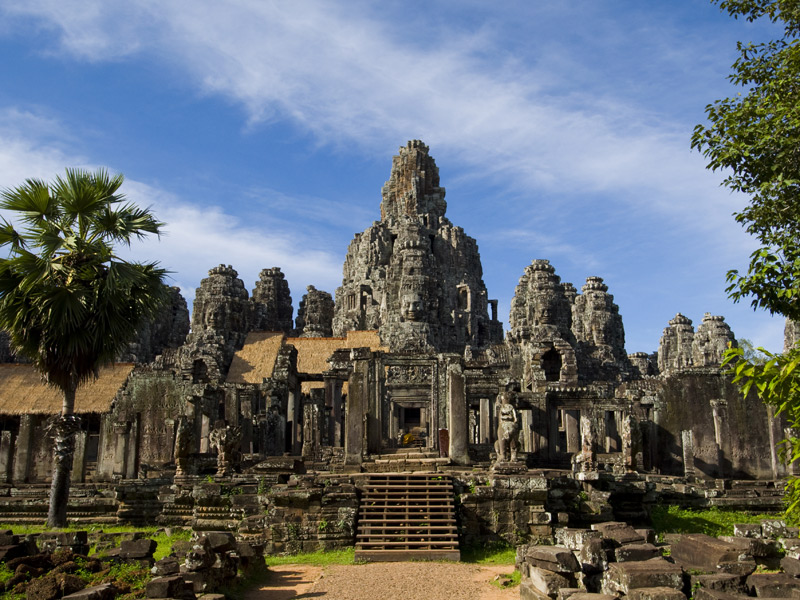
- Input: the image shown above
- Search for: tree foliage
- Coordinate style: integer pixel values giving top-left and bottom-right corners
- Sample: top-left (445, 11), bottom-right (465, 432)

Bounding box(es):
top-left (693, 0), bottom-right (800, 517)
top-left (0, 168), bottom-right (168, 526)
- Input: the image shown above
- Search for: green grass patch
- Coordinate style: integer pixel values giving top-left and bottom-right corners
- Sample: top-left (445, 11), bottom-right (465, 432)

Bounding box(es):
top-left (461, 541), bottom-right (516, 565)
top-left (489, 569), bottom-right (521, 589)
top-left (650, 505), bottom-right (782, 537)
top-left (264, 547), bottom-right (356, 566)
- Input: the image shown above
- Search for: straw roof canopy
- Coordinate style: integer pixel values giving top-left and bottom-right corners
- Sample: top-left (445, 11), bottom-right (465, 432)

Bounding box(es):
top-left (0, 363), bottom-right (133, 415)
top-left (226, 332), bottom-right (285, 384)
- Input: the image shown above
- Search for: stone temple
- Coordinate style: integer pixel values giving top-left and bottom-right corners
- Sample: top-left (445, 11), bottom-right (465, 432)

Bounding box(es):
top-left (0, 141), bottom-right (789, 552)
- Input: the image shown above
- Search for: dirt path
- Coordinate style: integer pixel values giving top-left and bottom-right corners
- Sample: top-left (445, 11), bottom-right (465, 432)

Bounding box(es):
top-left (245, 563), bottom-right (519, 600)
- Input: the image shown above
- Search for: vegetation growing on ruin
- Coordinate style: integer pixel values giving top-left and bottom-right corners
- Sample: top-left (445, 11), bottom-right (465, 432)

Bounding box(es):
top-left (650, 505), bottom-right (781, 537)
top-left (264, 547), bottom-right (356, 566)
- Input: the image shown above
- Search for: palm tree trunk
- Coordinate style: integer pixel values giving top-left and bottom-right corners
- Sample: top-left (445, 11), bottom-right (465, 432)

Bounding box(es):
top-left (47, 386), bottom-right (78, 528)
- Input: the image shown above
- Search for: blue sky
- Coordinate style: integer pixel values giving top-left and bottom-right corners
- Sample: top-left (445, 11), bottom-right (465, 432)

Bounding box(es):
top-left (0, 1), bottom-right (787, 353)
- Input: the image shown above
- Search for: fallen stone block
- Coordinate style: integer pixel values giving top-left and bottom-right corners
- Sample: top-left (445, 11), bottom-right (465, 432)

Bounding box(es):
top-left (691, 573), bottom-right (746, 595)
top-left (671, 534), bottom-right (749, 570)
top-left (716, 560), bottom-right (756, 577)
top-left (581, 537), bottom-right (609, 574)
top-left (525, 565), bottom-right (572, 598)
top-left (120, 539), bottom-right (157, 560)
top-left (557, 588), bottom-right (582, 600)
top-left (146, 575), bottom-right (187, 599)
top-left (720, 536), bottom-right (781, 558)
top-left (592, 522), bottom-right (645, 546)
top-left (762, 521), bottom-right (789, 540)
top-left (569, 594), bottom-right (618, 600)
top-left (627, 586), bottom-right (687, 600)
top-left (734, 524), bottom-right (762, 539)
top-left (62, 584), bottom-right (119, 600)
top-left (782, 557), bottom-right (800, 578)
top-left (746, 573), bottom-right (800, 597)
top-left (694, 588), bottom-right (753, 600)
top-left (601, 559), bottom-right (683, 596)
top-left (615, 544), bottom-right (660, 562)
top-left (556, 528), bottom-right (603, 551)
top-left (636, 529), bottom-right (657, 545)
top-left (525, 546), bottom-right (581, 574)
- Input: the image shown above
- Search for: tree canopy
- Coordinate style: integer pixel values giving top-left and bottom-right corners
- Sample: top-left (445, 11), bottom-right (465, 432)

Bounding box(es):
top-left (0, 168), bottom-right (168, 526)
top-left (694, 0), bottom-right (800, 518)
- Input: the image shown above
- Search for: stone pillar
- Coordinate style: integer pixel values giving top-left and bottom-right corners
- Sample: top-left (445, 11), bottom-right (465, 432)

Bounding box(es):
top-left (0, 431), bottom-right (12, 483)
top-left (711, 399), bottom-right (729, 478)
top-left (548, 407), bottom-right (561, 460)
top-left (72, 431), bottom-right (87, 483)
top-left (345, 370), bottom-right (365, 466)
top-left (448, 363), bottom-right (469, 465)
top-left (578, 411), bottom-right (596, 470)
top-left (12, 415), bottom-right (34, 483)
top-left (521, 409), bottom-right (533, 453)
top-left (125, 416), bottom-right (138, 479)
top-left (302, 402), bottom-right (320, 458)
top-left (479, 397), bottom-right (491, 445)
top-left (325, 378), bottom-right (343, 447)
top-left (199, 412), bottom-right (211, 454)
top-left (112, 423), bottom-right (129, 479)
top-left (681, 429), bottom-right (695, 480)
top-left (565, 410), bottom-right (580, 454)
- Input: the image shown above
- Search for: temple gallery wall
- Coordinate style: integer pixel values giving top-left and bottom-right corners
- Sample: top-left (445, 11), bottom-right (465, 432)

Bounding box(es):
top-left (0, 141), bottom-right (790, 537)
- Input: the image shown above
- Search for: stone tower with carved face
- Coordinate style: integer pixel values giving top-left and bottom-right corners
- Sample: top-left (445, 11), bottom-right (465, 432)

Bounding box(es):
top-left (333, 140), bottom-right (502, 353)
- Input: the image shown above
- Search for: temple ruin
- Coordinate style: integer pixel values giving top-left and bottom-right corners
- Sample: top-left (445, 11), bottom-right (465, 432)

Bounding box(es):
top-left (0, 141), bottom-right (788, 553)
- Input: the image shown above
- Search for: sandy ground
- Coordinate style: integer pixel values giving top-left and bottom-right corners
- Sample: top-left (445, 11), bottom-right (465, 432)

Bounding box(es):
top-left (244, 562), bottom-right (520, 600)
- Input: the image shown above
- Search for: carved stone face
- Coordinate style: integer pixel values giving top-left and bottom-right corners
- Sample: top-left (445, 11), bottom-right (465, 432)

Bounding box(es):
top-left (533, 296), bottom-right (558, 326)
top-left (401, 293), bottom-right (424, 321)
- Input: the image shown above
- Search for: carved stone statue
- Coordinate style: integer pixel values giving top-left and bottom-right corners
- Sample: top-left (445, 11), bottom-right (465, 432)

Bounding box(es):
top-left (208, 420), bottom-right (242, 477)
top-left (173, 416), bottom-right (194, 477)
top-left (494, 391), bottom-right (520, 463)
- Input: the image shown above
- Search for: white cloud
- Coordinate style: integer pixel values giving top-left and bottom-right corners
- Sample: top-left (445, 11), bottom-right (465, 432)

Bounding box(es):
top-left (0, 107), bottom-right (343, 310)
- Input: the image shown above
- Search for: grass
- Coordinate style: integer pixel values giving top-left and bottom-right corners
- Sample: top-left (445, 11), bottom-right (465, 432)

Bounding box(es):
top-left (264, 547), bottom-right (356, 566)
top-left (0, 523), bottom-right (192, 561)
top-left (461, 541), bottom-right (516, 565)
top-left (650, 505), bottom-right (782, 537)
top-left (489, 570), bottom-right (521, 589)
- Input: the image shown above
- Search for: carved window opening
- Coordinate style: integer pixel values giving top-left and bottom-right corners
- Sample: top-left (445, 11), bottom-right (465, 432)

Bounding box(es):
top-left (346, 294), bottom-right (357, 311)
top-left (402, 407), bottom-right (421, 429)
top-left (429, 235), bottom-right (436, 253)
top-left (604, 410), bottom-right (621, 453)
top-left (542, 349), bottom-right (562, 382)
top-left (192, 359), bottom-right (210, 384)
top-left (458, 287), bottom-right (469, 311)
top-left (84, 414), bottom-right (100, 464)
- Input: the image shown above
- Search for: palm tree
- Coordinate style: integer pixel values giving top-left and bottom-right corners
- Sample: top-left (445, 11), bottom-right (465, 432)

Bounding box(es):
top-left (0, 168), bottom-right (168, 527)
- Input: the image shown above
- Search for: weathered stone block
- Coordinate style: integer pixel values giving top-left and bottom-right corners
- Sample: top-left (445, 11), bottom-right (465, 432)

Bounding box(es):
top-left (591, 522), bottom-right (645, 546)
top-left (671, 534), bottom-right (747, 570)
top-left (636, 529), bottom-right (657, 545)
top-left (627, 587), bottom-right (687, 600)
top-left (615, 544), bottom-right (660, 562)
top-left (733, 524), bottom-right (762, 539)
top-left (691, 573), bottom-right (746, 595)
top-left (693, 589), bottom-right (751, 600)
top-left (151, 557), bottom-right (180, 577)
top-left (62, 583), bottom-right (118, 600)
top-left (524, 565), bottom-right (572, 598)
top-left (557, 588), bottom-right (583, 600)
top-left (602, 559), bottom-right (683, 596)
top-left (569, 595), bottom-right (618, 600)
top-left (120, 539), bottom-right (157, 559)
top-left (146, 575), bottom-right (186, 599)
top-left (524, 546), bottom-right (580, 574)
top-left (762, 521), bottom-right (789, 539)
top-left (746, 573), bottom-right (800, 597)
top-left (556, 528), bottom-right (603, 551)
top-left (782, 557), bottom-right (800, 578)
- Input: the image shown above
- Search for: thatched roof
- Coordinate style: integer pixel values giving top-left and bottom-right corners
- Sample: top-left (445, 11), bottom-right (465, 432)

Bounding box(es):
top-left (287, 331), bottom-right (386, 376)
top-left (226, 331), bottom-right (285, 384)
top-left (227, 330), bottom-right (387, 393)
top-left (0, 363), bottom-right (134, 415)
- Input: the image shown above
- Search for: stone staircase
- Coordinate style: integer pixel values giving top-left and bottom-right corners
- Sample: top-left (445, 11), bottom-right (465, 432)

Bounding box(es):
top-left (363, 449), bottom-right (450, 473)
top-left (354, 473), bottom-right (460, 562)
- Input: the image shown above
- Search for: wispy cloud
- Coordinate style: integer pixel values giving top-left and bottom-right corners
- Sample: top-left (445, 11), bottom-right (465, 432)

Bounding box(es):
top-left (0, 106), bottom-right (343, 308)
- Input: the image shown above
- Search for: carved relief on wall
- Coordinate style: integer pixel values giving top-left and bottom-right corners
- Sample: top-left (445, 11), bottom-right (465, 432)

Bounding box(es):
top-left (386, 364), bottom-right (433, 384)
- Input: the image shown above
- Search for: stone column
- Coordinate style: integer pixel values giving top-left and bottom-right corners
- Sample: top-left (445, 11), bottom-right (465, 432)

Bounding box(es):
top-left (681, 429), bottom-right (695, 480)
top-left (0, 431), bottom-right (12, 483)
top-left (711, 399), bottom-right (730, 478)
top-left (579, 411), bottom-right (596, 470)
top-left (125, 417), bottom-right (138, 479)
top-left (479, 397), bottom-right (491, 445)
top-left (72, 431), bottom-right (87, 483)
top-left (565, 410), bottom-right (580, 454)
top-left (112, 423), bottom-right (129, 479)
top-left (521, 409), bottom-right (533, 453)
top-left (345, 370), bottom-right (365, 466)
top-left (12, 415), bottom-right (34, 483)
top-left (448, 363), bottom-right (469, 465)
top-left (548, 407), bottom-right (560, 460)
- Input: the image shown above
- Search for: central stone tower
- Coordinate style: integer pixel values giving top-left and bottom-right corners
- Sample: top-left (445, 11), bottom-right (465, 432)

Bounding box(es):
top-left (333, 140), bottom-right (502, 353)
